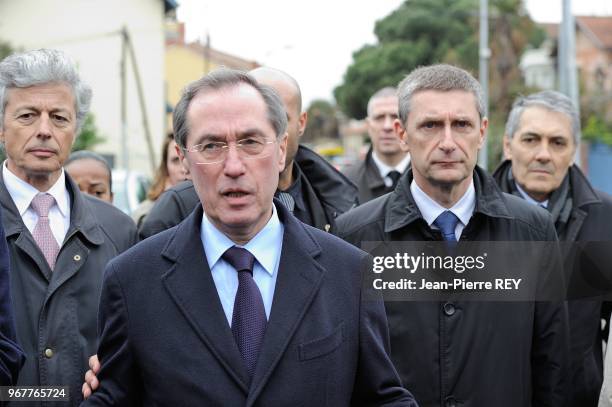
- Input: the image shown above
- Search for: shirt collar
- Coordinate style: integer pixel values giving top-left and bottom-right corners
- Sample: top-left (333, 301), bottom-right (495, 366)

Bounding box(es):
top-left (2, 161), bottom-right (70, 218)
top-left (201, 203), bottom-right (283, 277)
top-left (280, 162), bottom-right (306, 212)
top-left (515, 181), bottom-right (548, 208)
top-left (410, 179), bottom-right (475, 227)
top-left (371, 150), bottom-right (411, 178)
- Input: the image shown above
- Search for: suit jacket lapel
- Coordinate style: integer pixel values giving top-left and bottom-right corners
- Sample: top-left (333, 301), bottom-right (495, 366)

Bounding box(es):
top-left (247, 202), bottom-right (326, 403)
top-left (161, 206), bottom-right (250, 393)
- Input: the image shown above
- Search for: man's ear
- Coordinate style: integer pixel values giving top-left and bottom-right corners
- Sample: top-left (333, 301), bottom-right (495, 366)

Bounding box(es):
top-left (297, 111), bottom-right (307, 138)
top-left (394, 119), bottom-right (409, 153)
top-left (478, 117), bottom-right (488, 149)
top-left (278, 132), bottom-right (288, 171)
top-left (502, 135), bottom-right (513, 160)
top-left (176, 143), bottom-right (190, 172)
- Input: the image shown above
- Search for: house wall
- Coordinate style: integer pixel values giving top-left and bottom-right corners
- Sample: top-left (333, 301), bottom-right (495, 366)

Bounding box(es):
top-left (0, 0), bottom-right (167, 174)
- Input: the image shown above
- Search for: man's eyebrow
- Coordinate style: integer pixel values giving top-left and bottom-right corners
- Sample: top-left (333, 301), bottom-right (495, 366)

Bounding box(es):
top-left (236, 129), bottom-right (266, 138)
top-left (193, 134), bottom-right (224, 143)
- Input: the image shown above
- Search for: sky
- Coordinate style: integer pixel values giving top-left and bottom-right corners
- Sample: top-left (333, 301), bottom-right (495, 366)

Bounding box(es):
top-left (176, 0), bottom-right (612, 108)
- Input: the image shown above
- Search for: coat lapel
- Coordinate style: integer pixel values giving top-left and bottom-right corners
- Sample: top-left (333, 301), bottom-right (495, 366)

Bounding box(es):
top-left (247, 202), bottom-right (326, 404)
top-left (161, 206), bottom-right (250, 393)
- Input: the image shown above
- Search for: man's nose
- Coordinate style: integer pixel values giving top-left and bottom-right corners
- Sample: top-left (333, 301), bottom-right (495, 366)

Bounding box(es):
top-left (223, 144), bottom-right (246, 177)
top-left (438, 123), bottom-right (456, 152)
top-left (383, 115), bottom-right (395, 130)
top-left (534, 143), bottom-right (552, 162)
top-left (37, 113), bottom-right (53, 138)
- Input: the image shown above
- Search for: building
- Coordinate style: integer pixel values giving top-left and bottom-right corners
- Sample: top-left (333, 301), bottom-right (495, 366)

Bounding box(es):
top-left (164, 22), bottom-right (259, 131)
top-left (0, 0), bottom-right (177, 173)
top-left (519, 16), bottom-right (612, 119)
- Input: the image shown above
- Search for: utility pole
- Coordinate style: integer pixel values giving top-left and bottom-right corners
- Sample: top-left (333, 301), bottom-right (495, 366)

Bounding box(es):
top-left (478, 0), bottom-right (490, 170)
top-left (120, 27), bottom-right (129, 171)
top-left (559, 0), bottom-right (581, 166)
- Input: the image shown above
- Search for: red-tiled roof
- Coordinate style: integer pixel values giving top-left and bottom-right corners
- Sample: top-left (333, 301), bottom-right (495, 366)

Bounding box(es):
top-left (576, 16), bottom-right (612, 50)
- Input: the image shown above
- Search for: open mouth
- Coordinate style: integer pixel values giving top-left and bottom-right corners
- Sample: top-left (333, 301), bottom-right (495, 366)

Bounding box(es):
top-left (224, 191), bottom-right (248, 198)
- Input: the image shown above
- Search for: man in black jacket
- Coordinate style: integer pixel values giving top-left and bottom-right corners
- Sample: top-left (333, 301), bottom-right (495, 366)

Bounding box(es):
top-left (493, 90), bottom-right (612, 407)
top-left (345, 87), bottom-right (410, 203)
top-left (138, 67), bottom-right (358, 239)
top-left (336, 64), bottom-right (569, 406)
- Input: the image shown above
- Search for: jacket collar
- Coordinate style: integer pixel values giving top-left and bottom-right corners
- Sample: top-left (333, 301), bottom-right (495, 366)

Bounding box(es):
top-left (294, 145), bottom-right (358, 213)
top-left (384, 165), bottom-right (511, 233)
top-left (492, 159), bottom-right (601, 209)
top-left (0, 170), bottom-right (104, 245)
top-left (567, 165), bottom-right (601, 207)
top-left (160, 199), bottom-right (326, 398)
top-left (363, 147), bottom-right (386, 190)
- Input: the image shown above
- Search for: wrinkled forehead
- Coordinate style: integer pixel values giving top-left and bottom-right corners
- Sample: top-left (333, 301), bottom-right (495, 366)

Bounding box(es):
top-left (369, 96), bottom-right (399, 116)
top-left (410, 89), bottom-right (480, 119)
top-left (4, 82), bottom-right (76, 109)
top-left (186, 85), bottom-right (274, 141)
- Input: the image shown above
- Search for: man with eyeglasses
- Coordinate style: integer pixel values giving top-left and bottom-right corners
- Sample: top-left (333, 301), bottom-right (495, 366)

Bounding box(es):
top-left (138, 67), bottom-right (358, 239)
top-left (81, 68), bottom-right (416, 406)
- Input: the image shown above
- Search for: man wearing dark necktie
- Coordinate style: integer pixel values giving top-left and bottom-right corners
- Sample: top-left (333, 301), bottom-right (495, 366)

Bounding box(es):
top-left (336, 64), bottom-right (569, 406)
top-left (82, 68), bottom-right (416, 406)
top-left (345, 87), bottom-right (410, 203)
top-left (138, 67), bottom-right (358, 239)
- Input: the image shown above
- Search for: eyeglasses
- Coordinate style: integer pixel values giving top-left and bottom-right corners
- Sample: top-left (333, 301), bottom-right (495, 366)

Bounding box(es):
top-left (184, 136), bottom-right (277, 165)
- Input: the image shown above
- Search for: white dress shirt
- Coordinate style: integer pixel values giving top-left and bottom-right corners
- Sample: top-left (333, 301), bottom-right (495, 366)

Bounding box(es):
top-left (201, 203), bottom-right (284, 326)
top-left (371, 151), bottom-right (411, 187)
top-left (3, 162), bottom-right (71, 246)
top-left (516, 182), bottom-right (548, 208)
top-left (410, 179), bottom-right (475, 240)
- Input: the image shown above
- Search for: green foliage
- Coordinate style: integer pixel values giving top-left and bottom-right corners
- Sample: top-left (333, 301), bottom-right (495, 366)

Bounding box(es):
top-left (334, 41), bottom-right (429, 119)
top-left (335, 0), bottom-right (543, 134)
top-left (72, 113), bottom-right (106, 152)
top-left (303, 99), bottom-right (340, 142)
top-left (582, 116), bottom-right (612, 146)
top-left (0, 42), bottom-right (12, 61)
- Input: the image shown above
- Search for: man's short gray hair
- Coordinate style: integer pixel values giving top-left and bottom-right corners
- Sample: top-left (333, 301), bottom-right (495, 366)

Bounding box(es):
top-left (0, 49), bottom-right (92, 132)
top-left (505, 90), bottom-right (580, 144)
top-left (397, 64), bottom-right (485, 126)
top-left (367, 86), bottom-right (397, 117)
top-left (173, 68), bottom-right (288, 149)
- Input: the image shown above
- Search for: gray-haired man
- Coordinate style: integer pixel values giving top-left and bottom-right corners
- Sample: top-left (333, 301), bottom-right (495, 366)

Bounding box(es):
top-left (336, 65), bottom-right (569, 406)
top-left (493, 90), bottom-right (612, 407)
top-left (0, 49), bottom-right (137, 405)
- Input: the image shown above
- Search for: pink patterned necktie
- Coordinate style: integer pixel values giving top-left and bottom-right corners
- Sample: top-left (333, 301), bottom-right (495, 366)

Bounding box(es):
top-left (30, 193), bottom-right (60, 270)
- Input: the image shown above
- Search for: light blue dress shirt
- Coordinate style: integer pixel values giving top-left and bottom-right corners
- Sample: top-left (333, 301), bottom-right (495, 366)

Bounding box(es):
top-left (410, 179), bottom-right (475, 240)
top-left (200, 203), bottom-right (284, 326)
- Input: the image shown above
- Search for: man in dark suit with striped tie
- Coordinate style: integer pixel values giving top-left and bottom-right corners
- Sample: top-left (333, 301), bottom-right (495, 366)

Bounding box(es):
top-left (82, 68), bottom-right (416, 406)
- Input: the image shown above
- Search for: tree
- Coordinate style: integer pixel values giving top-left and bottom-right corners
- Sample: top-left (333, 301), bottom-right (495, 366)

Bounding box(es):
top-left (72, 113), bottom-right (105, 151)
top-left (334, 0), bottom-right (545, 168)
top-left (303, 100), bottom-right (340, 143)
top-left (0, 41), bottom-right (12, 61)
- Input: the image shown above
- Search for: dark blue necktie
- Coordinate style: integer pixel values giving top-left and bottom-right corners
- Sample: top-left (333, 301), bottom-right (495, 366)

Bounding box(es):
top-left (387, 170), bottom-right (401, 192)
top-left (222, 246), bottom-right (267, 378)
top-left (433, 211), bottom-right (460, 241)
